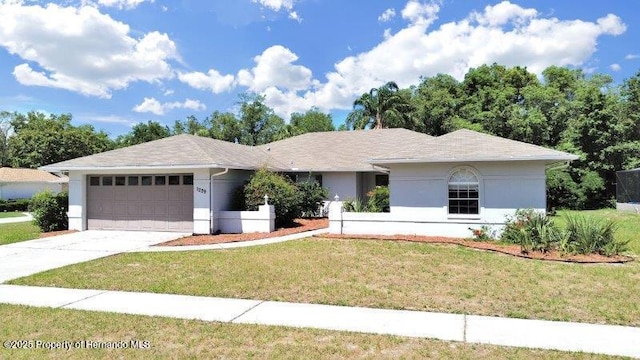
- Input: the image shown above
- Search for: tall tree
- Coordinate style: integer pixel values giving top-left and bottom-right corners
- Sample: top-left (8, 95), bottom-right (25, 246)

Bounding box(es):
top-left (412, 74), bottom-right (463, 135)
top-left (238, 94), bottom-right (286, 145)
top-left (115, 120), bottom-right (171, 147)
top-left (287, 108), bottom-right (334, 136)
top-left (8, 112), bottom-right (114, 168)
top-left (173, 115), bottom-right (208, 136)
top-left (347, 81), bottom-right (413, 129)
top-left (0, 111), bottom-right (13, 166)
top-left (208, 111), bottom-right (242, 143)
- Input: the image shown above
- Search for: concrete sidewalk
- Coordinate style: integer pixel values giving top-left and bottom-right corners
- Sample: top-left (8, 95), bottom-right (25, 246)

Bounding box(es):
top-left (0, 212), bottom-right (33, 224)
top-left (132, 228), bottom-right (329, 252)
top-left (0, 284), bottom-right (638, 358)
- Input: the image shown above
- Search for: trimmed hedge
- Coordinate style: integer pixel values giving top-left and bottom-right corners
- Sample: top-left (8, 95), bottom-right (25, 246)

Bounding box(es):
top-left (28, 190), bottom-right (68, 232)
top-left (0, 199), bottom-right (30, 212)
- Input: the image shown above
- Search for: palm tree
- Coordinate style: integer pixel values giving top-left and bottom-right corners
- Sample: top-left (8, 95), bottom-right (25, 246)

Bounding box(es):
top-left (347, 81), bottom-right (412, 129)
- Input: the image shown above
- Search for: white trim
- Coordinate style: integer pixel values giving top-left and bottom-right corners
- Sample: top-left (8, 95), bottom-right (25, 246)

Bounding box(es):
top-left (370, 155), bottom-right (579, 164)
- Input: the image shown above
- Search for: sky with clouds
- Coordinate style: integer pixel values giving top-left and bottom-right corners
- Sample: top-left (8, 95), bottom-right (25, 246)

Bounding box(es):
top-left (0, 0), bottom-right (638, 136)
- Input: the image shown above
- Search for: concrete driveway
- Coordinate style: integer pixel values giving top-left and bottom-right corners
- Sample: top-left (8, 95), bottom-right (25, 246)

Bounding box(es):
top-left (0, 231), bottom-right (188, 283)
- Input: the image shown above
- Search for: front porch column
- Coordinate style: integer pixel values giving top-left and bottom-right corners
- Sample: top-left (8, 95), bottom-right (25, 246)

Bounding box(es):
top-left (67, 171), bottom-right (86, 231)
top-left (193, 169), bottom-right (211, 234)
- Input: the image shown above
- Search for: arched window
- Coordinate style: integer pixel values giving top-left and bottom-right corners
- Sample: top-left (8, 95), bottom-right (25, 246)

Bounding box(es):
top-left (448, 168), bottom-right (479, 215)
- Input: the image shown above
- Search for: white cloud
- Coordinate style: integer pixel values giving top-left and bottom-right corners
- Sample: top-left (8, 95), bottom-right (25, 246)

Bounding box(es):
top-left (610, 63), bottom-right (621, 72)
top-left (401, 0), bottom-right (440, 26)
top-left (163, 89), bottom-right (174, 96)
top-left (252, 0), bottom-right (295, 12)
top-left (236, 45), bottom-right (315, 93)
top-left (252, 0), bottom-right (300, 21)
top-left (133, 97), bottom-right (206, 115)
top-left (178, 69), bottom-right (235, 94)
top-left (625, 54), bottom-right (639, 60)
top-left (0, 2), bottom-right (178, 98)
top-left (80, 114), bottom-right (136, 125)
top-left (263, 1), bottom-right (626, 115)
top-left (378, 8), bottom-right (396, 23)
top-left (288, 11), bottom-right (301, 23)
top-left (184, 1), bottom-right (627, 119)
top-left (95, 0), bottom-right (154, 10)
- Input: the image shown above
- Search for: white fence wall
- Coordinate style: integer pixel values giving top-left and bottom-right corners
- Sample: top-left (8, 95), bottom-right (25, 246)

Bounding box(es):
top-left (329, 201), bottom-right (505, 238)
top-left (217, 204), bottom-right (275, 234)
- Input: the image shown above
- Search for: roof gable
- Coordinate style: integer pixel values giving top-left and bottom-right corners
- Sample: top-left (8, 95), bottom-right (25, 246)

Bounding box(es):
top-left (369, 129), bottom-right (578, 164)
top-left (0, 167), bottom-right (67, 183)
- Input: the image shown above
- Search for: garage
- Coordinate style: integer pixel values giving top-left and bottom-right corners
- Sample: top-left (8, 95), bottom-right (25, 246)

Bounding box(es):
top-left (87, 174), bottom-right (193, 232)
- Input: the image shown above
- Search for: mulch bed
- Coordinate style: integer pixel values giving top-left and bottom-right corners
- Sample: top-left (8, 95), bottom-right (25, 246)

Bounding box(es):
top-left (39, 230), bottom-right (78, 238)
top-left (158, 218), bottom-right (329, 246)
top-left (318, 234), bottom-right (635, 264)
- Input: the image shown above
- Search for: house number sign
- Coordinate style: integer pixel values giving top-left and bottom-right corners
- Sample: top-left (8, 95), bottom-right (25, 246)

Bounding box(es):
top-left (196, 187), bottom-right (207, 194)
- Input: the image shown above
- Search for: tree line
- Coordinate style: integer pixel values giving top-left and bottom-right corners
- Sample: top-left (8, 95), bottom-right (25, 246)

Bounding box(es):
top-left (1, 64), bottom-right (639, 210)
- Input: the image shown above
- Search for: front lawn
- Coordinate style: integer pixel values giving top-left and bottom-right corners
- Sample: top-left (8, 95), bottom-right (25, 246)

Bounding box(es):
top-left (554, 209), bottom-right (640, 255)
top-left (12, 238), bottom-right (640, 326)
top-left (0, 304), bottom-right (613, 359)
top-left (0, 211), bottom-right (25, 219)
top-left (0, 222), bottom-right (41, 246)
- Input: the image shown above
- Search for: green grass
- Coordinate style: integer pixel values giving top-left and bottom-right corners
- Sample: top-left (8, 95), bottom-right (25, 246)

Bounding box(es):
top-left (12, 238), bottom-right (640, 326)
top-left (554, 209), bottom-right (640, 255)
top-left (0, 304), bottom-right (617, 359)
top-left (0, 222), bottom-right (41, 245)
top-left (0, 211), bottom-right (25, 219)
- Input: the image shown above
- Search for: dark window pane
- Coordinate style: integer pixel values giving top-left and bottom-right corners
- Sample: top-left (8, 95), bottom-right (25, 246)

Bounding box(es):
top-left (155, 176), bottom-right (166, 186)
top-left (183, 175), bottom-right (193, 185)
top-left (128, 176), bottom-right (139, 186)
top-left (89, 177), bottom-right (100, 186)
top-left (469, 190), bottom-right (479, 198)
top-left (169, 175), bottom-right (180, 185)
top-left (375, 174), bottom-right (389, 187)
top-left (141, 176), bottom-right (152, 186)
top-left (115, 176), bottom-right (126, 186)
top-left (102, 177), bottom-right (113, 186)
top-left (315, 175), bottom-right (323, 187)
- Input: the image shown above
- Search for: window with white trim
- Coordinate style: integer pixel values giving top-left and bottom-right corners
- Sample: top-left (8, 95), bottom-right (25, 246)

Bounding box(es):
top-left (448, 168), bottom-right (479, 215)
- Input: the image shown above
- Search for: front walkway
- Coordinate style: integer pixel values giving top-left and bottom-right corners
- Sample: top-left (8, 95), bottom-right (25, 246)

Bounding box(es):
top-left (0, 212), bottom-right (33, 224)
top-left (0, 284), bottom-right (638, 358)
top-left (0, 231), bottom-right (187, 283)
top-left (133, 228), bottom-right (329, 252)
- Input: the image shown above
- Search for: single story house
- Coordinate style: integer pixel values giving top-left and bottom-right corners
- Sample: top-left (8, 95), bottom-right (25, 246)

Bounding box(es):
top-left (41, 129), bottom-right (577, 237)
top-left (0, 167), bottom-right (68, 200)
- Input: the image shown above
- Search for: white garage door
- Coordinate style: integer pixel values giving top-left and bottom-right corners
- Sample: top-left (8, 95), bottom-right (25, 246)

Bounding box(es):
top-left (87, 174), bottom-right (193, 232)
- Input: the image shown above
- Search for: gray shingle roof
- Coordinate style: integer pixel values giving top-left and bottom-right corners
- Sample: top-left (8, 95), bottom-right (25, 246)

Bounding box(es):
top-left (0, 167), bottom-right (67, 183)
top-left (41, 134), bottom-right (268, 171)
top-left (369, 129), bottom-right (578, 164)
top-left (256, 128), bottom-right (434, 171)
top-left (41, 128), bottom-right (578, 172)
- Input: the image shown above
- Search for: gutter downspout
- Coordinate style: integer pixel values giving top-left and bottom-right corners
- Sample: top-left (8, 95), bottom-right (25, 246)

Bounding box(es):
top-left (210, 168), bottom-right (229, 233)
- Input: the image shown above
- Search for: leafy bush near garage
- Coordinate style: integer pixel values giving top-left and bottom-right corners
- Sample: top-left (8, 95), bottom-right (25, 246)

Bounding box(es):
top-left (0, 198), bottom-right (30, 212)
top-left (243, 169), bottom-right (302, 226)
top-left (28, 190), bottom-right (68, 232)
top-left (296, 180), bottom-right (328, 217)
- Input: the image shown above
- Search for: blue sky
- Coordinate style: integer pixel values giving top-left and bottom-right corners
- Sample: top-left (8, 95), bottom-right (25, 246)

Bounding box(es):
top-left (0, 0), bottom-right (638, 137)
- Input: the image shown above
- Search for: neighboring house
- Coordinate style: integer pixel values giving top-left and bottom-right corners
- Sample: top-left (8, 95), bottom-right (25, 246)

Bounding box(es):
top-left (0, 167), bottom-right (68, 201)
top-left (41, 129), bottom-right (577, 236)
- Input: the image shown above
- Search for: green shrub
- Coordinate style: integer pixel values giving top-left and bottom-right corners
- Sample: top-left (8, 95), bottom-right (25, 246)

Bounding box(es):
top-left (342, 198), bottom-right (368, 212)
top-left (28, 190), bottom-right (68, 232)
top-left (296, 180), bottom-right (328, 217)
top-left (243, 169), bottom-right (301, 226)
top-left (0, 198), bottom-right (30, 212)
top-left (367, 186), bottom-right (389, 212)
top-left (468, 225), bottom-right (495, 241)
top-left (501, 209), bottom-right (563, 254)
top-left (562, 215), bottom-right (627, 256)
